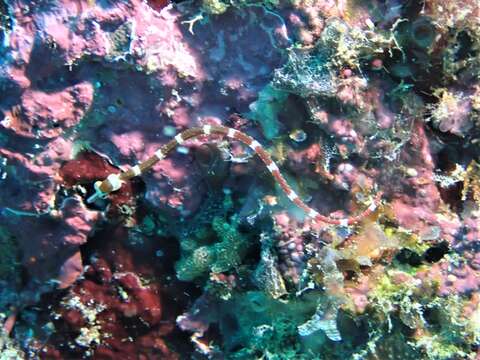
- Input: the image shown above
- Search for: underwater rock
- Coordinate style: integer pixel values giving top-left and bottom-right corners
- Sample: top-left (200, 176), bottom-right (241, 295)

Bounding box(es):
top-left (1, 196), bottom-right (99, 287)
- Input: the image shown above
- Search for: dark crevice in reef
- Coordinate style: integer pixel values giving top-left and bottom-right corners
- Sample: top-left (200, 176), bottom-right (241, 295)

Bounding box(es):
top-left (423, 241), bottom-right (449, 263)
top-left (395, 248), bottom-right (423, 267)
top-left (401, 0), bottom-right (426, 18)
top-left (454, 30), bottom-right (476, 62)
top-left (395, 241), bottom-right (449, 267)
top-left (430, 132), bottom-right (479, 214)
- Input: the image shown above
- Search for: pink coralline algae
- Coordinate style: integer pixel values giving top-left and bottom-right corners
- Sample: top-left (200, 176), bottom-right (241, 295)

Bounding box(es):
top-left (387, 122), bottom-right (461, 242)
top-left (8, 83), bottom-right (94, 139)
top-left (416, 208), bottom-right (480, 297)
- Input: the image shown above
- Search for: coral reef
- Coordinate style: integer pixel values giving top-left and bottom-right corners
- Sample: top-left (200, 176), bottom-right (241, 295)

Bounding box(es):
top-left (0, 0), bottom-right (479, 358)
top-left (36, 225), bottom-right (189, 359)
top-left (175, 214), bottom-right (251, 281)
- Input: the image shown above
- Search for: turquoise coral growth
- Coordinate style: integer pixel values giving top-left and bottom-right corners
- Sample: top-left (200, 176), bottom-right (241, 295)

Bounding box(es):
top-left (176, 215), bottom-right (251, 281)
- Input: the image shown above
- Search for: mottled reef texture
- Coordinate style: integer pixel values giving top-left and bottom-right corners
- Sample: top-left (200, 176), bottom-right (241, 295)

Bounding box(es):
top-left (0, 0), bottom-right (480, 359)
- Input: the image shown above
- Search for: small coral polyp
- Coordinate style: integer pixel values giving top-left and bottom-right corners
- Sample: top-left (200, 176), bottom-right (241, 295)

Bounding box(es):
top-left (89, 124), bottom-right (381, 226)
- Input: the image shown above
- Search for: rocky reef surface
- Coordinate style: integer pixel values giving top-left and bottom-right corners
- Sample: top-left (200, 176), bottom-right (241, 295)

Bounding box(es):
top-left (0, 0), bottom-right (479, 358)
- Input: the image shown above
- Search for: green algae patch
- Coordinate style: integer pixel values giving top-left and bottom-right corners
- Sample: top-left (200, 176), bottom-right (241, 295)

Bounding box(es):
top-left (201, 0), bottom-right (229, 15)
top-left (364, 271), bottom-right (478, 360)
